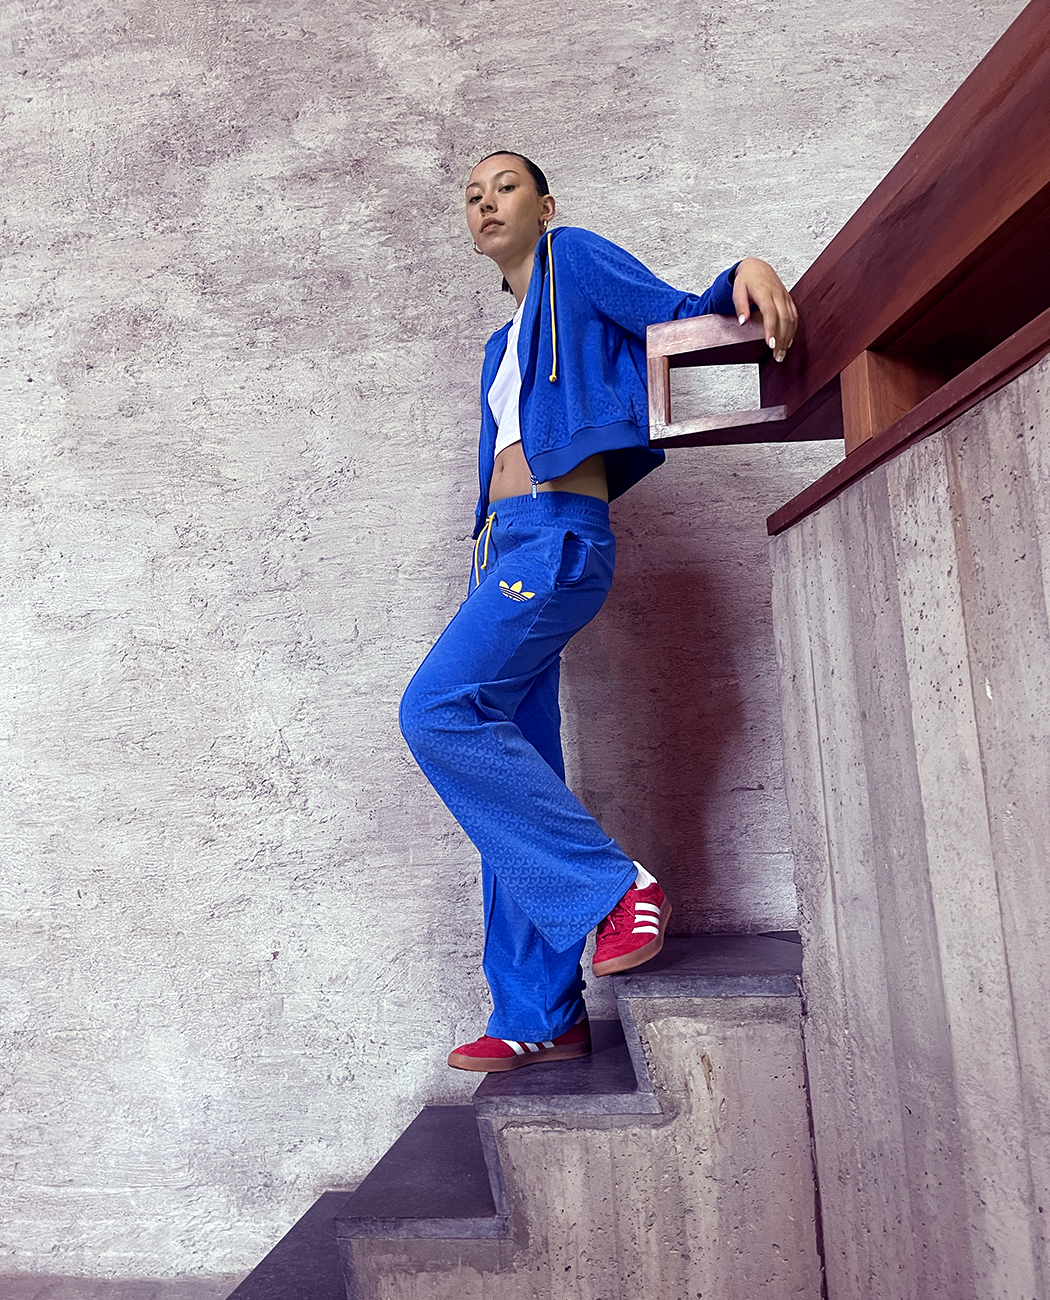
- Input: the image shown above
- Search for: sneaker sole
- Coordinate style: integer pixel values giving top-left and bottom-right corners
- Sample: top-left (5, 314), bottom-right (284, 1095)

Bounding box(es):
top-left (447, 1040), bottom-right (591, 1072)
top-left (591, 901), bottom-right (672, 977)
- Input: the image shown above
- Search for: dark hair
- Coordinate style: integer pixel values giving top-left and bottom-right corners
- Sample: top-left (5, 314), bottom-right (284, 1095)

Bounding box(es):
top-left (475, 151), bottom-right (551, 198)
top-left (474, 152), bottom-right (551, 292)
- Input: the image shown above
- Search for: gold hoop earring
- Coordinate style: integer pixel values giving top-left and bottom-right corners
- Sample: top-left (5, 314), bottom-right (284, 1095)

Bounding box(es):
top-left (472, 241), bottom-right (483, 253)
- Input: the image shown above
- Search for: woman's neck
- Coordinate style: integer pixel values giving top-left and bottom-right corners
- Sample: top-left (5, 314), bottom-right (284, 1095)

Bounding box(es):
top-left (498, 240), bottom-right (540, 305)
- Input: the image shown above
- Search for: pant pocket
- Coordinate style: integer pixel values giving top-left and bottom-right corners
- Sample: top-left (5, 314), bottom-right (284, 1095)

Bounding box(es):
top-left (556, 531), bottom-right (590, 586)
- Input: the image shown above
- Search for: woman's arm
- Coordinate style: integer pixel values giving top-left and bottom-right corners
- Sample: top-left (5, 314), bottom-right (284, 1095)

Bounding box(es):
top-left (552, 231), bottom-right (797, 361)
top-left (731, 258), bottom-right (798, 363)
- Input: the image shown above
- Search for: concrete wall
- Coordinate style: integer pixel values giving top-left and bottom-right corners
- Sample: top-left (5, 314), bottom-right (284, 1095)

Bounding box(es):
top-left (771, 356), bottom-right (1050, 1300)
top-left (2, 0), bottom-right (1026, 1278)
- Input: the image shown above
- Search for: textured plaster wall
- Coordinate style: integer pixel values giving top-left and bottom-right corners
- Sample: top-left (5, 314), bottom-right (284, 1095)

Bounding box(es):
top-left (2, 0), bottom-right (1027, 1278)
top-left (772, 359), bottom-right (1050, 1299)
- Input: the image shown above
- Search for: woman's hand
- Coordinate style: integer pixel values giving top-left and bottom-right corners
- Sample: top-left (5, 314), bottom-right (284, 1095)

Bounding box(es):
top-left (732, 258), bottom-right (798, 363)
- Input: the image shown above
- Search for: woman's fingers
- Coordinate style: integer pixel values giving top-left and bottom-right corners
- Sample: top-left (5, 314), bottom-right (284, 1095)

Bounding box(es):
top-left (752, 284), bottom-right (795, 362)
top-left (732, 275), bottom-right (754, 328)
top-left (765, 289), bottom-right (798, 363)
top-left (733, 259), bottom-right (798, 362)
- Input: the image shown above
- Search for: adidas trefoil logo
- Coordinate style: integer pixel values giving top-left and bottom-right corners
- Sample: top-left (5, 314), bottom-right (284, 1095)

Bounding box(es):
top-left (499, 580), bottom-right (535, 601)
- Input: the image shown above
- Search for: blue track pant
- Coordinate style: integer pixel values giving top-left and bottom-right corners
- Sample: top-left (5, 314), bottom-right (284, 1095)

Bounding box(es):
top-left (399, 492), bottom-right (638, 1041)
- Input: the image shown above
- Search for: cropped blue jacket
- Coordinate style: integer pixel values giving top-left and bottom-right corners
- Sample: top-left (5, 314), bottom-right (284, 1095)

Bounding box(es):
top-left (473, 226), bottom-right (738, 537)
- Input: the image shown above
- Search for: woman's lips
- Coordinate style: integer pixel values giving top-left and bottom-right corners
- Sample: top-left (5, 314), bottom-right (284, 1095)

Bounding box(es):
top-left (480, 220), bottom-right (503, 233)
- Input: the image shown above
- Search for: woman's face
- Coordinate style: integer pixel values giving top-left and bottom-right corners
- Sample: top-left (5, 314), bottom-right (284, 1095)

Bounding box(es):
top-left (465, 155), bottom-right (555, 263)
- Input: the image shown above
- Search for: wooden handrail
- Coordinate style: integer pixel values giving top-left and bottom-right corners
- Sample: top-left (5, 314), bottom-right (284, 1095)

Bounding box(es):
top-left (766, 306), bottom-right (1050, 534)
top-left (761, 0), bottom-right (1050, 423)
top-left (645, 0), bottom-right (1050, 524)
top-left (646, 314), bottom-right (845, 447)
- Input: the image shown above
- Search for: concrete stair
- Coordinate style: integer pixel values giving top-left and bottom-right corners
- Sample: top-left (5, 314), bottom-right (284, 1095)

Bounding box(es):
top-left (227, 936), bottom-right (822, 1300)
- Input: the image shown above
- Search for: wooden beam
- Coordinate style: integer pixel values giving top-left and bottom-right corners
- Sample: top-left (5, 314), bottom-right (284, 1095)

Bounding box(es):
top-left (653, 379), bottom-right (842, 447)
top-left (648, 353), bottom-right (671, 428)
top-left (647, 313), bottom-right (767, 359)
top-left (651, 404), bottom-right (787, 442)
top-left (766, 304), bottom-right (1050, 535)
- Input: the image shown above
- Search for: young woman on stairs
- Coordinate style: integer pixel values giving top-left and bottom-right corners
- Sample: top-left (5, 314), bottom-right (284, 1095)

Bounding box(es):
top-left (399, 152), bottom-right (797, 1072)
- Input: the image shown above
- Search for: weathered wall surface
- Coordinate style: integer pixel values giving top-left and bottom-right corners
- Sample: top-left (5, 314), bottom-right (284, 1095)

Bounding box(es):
top-left (772, 356), bottom-right (1050, 1300)
top-left (2, 0), bottom-right (1027, 1278)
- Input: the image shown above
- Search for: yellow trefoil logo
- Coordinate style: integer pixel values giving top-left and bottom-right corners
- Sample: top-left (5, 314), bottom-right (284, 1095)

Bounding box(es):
top-left (499, 580), bottom-right (535, 601)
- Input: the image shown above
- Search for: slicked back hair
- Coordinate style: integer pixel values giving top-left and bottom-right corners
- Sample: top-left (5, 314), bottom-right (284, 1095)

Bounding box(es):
top-left (475, 151), bottom-right (551, 198)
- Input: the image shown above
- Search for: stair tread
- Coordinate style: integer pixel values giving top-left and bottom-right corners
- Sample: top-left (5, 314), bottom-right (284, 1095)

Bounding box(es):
top-left (225, 1190), bottom-right (350, 1300)
top-left (231, 933), bottom-right (806, 1295)
top-left (473, 1018), bottom-right (645, 1114)
top-left (337, 1105), bottom-right (498, 1231)
top-left (611, 933), bottom-right (801, 993)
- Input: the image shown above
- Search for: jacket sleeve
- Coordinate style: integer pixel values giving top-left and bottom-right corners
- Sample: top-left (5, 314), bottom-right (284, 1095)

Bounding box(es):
top-left (553, 229), bottom-right (737, 340)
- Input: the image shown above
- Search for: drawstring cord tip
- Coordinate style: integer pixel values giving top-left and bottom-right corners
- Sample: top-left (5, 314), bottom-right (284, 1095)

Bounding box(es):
top-left (472, 511), bottom-right (497, 590)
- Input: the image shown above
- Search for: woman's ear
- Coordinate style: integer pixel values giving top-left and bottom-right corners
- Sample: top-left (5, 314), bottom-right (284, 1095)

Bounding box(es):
top-left (542, 194), bottom-right (556, 223)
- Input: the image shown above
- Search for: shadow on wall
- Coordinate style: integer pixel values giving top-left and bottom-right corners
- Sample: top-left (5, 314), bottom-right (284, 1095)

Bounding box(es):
top-left (560, 464), bottom-right (779, 934)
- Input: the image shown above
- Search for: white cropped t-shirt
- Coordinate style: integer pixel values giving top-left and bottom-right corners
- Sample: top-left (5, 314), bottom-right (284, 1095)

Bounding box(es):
top-left (487, 295), bottom-right (528, 459)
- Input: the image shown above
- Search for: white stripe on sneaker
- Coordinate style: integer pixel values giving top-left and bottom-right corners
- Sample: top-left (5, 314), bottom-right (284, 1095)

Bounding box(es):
top-left (633, 924), bottom-right (660, 935)
top-left (635, 901), bottom-right (662, 916)
top-left (503, 1040), bottom-right (526, 1055)
top-left (542, 1040), bottom-right (555, 1049)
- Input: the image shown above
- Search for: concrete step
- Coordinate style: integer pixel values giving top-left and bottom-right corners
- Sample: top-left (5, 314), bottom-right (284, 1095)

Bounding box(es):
top-left (472, 1015), bottom-right (655, 1124)
top-left (226, 1190), bottom-right (351, 1300)
top-left (227, 1107), bottom-right (502, 1300)
top-left (227, 935), bottom-right (815, 1300)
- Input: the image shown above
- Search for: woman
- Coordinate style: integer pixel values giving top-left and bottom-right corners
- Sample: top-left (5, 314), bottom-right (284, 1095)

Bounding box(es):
top-left (400, 152), bottom-right (797, 1072)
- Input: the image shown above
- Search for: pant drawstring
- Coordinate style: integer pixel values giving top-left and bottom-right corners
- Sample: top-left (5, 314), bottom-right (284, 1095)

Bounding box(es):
top-left (473, 511), bottom-right (496, 590)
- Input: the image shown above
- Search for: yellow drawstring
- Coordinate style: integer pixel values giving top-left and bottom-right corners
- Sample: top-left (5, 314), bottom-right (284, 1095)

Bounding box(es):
top-left (547, 230), bottom-right (558, 383)
top-left (473, 511), bottom-right (496, 590)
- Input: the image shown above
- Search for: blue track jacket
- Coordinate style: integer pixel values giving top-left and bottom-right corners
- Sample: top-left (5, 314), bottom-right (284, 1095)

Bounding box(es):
top-left (474, 226), bottom-right (738, 537)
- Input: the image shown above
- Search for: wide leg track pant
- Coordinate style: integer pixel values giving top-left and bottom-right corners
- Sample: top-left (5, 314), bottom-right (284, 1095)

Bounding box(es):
top-left (399, 491), bottom-right (638, 1041)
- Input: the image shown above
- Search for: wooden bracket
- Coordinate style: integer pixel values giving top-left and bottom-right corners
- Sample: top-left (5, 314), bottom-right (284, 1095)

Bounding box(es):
top-left (647, 315), bottom-right (787, 444)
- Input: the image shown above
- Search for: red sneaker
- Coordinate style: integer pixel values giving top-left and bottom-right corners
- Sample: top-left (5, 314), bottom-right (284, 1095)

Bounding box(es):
top-left (447, 1017), bottom-right (591, 1072)
top-left (592, 882), bottom-right (671, 976)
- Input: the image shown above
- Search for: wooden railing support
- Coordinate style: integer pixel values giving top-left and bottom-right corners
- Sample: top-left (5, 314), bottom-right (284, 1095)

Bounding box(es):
top-left (840, 351), bottom-right (961, 453)
top-left (647, 315), bottom-right (789, 445)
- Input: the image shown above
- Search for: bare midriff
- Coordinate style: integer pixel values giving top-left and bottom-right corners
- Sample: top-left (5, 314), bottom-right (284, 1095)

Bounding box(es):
top-left (489, 444), bottom-right (608, 504)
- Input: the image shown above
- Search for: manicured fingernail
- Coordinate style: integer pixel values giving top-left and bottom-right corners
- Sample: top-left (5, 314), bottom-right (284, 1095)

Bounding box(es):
top-left (775, 350), bottom-right (786, 363)
top-left (769, 336), bottom-right (776, 349)
top-left (739, 314), bottom-right (747, 326)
